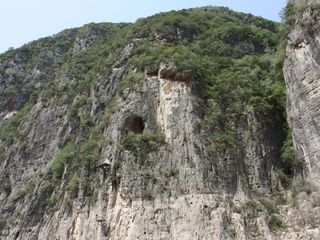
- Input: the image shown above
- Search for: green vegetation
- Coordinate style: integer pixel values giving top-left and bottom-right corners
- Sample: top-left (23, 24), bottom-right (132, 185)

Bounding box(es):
top-left (118, 72), bottom-right (145, 96)
top-left (47, 136), bottom-right (103, 203)
top-left (0, 220), bottom-right (6, 231)
top-left (79, 139), bottom-right (101, 167)
top-left (281, 132), bottom-right (300, 176)
top-left (259, 198), bottom-right (279, 215)
top-left (51, 143), bottom-right (76, 185)
top-left (0, 176), bottom-right (11, 195)
top-left (92, 100), bottom-right (117, 136)
top-left (46, 93), bottom-right (108, 204)
top-left (4, 86), bottom-right (18, 96)
top-left (226, 228), bottom-right (237, 239)
top-left (229, 201), bottom-right (242, 214)
top-left (0, 6), bottom-right (305, 207)
top-left (268, 215), bottom-right (284, 230)
top-left (0, 103), bottom-right (33, 144)
top-left (121, 131), bottom-right (166, 156)
top-left (282, 3), bottom-right (296, 27)
top-left (281, 3), bottom-right (320, 33)
top-left (141, 190), bottom-right (153, 200)
top-left (118, 7), bottom-right (290, 176)
top-left (245, 200), bottom-right (263, 218)
top-left (80, 113), bottom-right (93, 127)
top-left (66, 175), bottom-right (80, 197)
top-left (164, 167), bottom-right (179, 178)
top-left (0, 145), bottom-right (4, 161)
top-left (67, 96), bottom-right (91, 121)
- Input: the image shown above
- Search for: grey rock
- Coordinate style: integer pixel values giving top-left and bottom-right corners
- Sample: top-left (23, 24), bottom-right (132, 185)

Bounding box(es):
top-left (284, 2), bottom-right (320, 184)
top-left (2, 4), bottom-right (320, 240)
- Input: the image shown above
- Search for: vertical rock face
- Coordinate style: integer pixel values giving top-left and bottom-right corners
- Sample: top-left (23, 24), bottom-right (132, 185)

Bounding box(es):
top-left (284, 0), bottom-right (320, 184)
top-left (2, 5), bottom-right (320, 240)
top-left (280, 2), bottom-right (320, 239)
top-left (28, 63), bottom-right (280, 240)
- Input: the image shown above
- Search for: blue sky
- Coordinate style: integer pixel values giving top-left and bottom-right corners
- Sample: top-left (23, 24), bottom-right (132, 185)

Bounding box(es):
top-left (0, 0), bottom-right (287, 53)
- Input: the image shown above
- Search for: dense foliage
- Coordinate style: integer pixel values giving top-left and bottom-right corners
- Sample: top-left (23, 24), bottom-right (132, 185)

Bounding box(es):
top-left (0, 6), bottom-right (299, 207)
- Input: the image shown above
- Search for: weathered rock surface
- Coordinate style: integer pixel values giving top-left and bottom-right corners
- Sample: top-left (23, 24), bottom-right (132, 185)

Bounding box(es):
top-left (284, 0), bottom-right (320, 184)
top-left (282, 0), bottom-right (320, 239)
top-left (0, 3), bottom-right (320, 240)
top-left (289, 0), bottom-right (320, 7)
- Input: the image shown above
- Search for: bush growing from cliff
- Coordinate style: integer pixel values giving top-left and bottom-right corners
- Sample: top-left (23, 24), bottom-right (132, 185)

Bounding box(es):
top-left (4, 86), bottom-right (18, 96)
top-left (66, 175), bottom-right (80, 198)
top-left (281, 3), bottom-right (320, 32)
top-left (51, 143), bottom-right (76, 184)
top-left (0, 6), bottom-right (298, 218)
top-left (245, 200), bottom-right (263, 218)
top-left (268, 215), bottom-right (284, 230)
top-left (259, 198), bottom-right (279, 215)
top-left (226, 228), bottom-right (237, 239)
top-left (79, 139), bottom-right (100, 167)
top-left (281, 133), bottom-right (300, 176)
top-left (282, 3), bottom-right (296, 26)
top-left (122, 7), bottom-right (290, 192)
top-left (67, 96), bottom-right (91, 121)
top-left (118, 72), bottom-right (145, 96)
top-left (121, 131), bottom-right (166, 156)
top-left (164, 167), bottom-right (179, 178)
top-left (0, 103), bottom-right (33, 144)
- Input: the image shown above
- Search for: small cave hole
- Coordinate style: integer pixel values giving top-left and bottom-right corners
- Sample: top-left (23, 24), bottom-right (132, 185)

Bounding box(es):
top-left (14, 231), bottom-right (20, 239)
top-left (146, 67), bottom-right (159, 77)
top-left (5, 98), bottom-right (17, 111)
top-left (123, 116), bottom-right (145, 135)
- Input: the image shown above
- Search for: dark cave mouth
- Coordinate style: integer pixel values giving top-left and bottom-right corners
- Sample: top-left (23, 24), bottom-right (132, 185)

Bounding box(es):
top-left (123, 115), bottom-right (145, 134)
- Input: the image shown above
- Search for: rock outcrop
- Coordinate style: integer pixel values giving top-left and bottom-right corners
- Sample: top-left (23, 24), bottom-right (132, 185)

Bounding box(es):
top-left (281, 0), bottom-right (320, 238)
top-left (0, 4), bottom-right (320, 240)
top-left (284, 0), bottom-right (320, 184)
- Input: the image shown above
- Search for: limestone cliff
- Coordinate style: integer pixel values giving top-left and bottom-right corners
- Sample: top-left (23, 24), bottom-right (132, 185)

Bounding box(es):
top-left (280, 0), bottom-right (320, 238)
top-left (284, 0), bottom-right (320, 184)
top-left (0, 4), bottom-right (319, 240)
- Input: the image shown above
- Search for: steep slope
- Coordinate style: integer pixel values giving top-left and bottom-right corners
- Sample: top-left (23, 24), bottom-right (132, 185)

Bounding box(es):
top-left (284, 0), bottom-right (320, 183)
top-left (0, 6), bottom-right (316, 240)
top-left (280, 0), bottom-right (320, 238)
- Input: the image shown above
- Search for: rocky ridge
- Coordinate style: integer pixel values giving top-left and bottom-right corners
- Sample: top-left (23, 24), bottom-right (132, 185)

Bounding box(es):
top-left (0, 3), bottom-right (319, 240)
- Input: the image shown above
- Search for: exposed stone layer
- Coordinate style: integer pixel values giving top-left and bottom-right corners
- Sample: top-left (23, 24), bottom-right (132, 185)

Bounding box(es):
top-left (284, 0), bottom-right (320, 184)
top-left (1, 4), bottom-right (320, 240)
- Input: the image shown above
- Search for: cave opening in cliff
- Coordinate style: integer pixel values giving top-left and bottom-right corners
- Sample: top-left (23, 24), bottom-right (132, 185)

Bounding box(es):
top-left (123, 115), bottom-right (145, 134)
